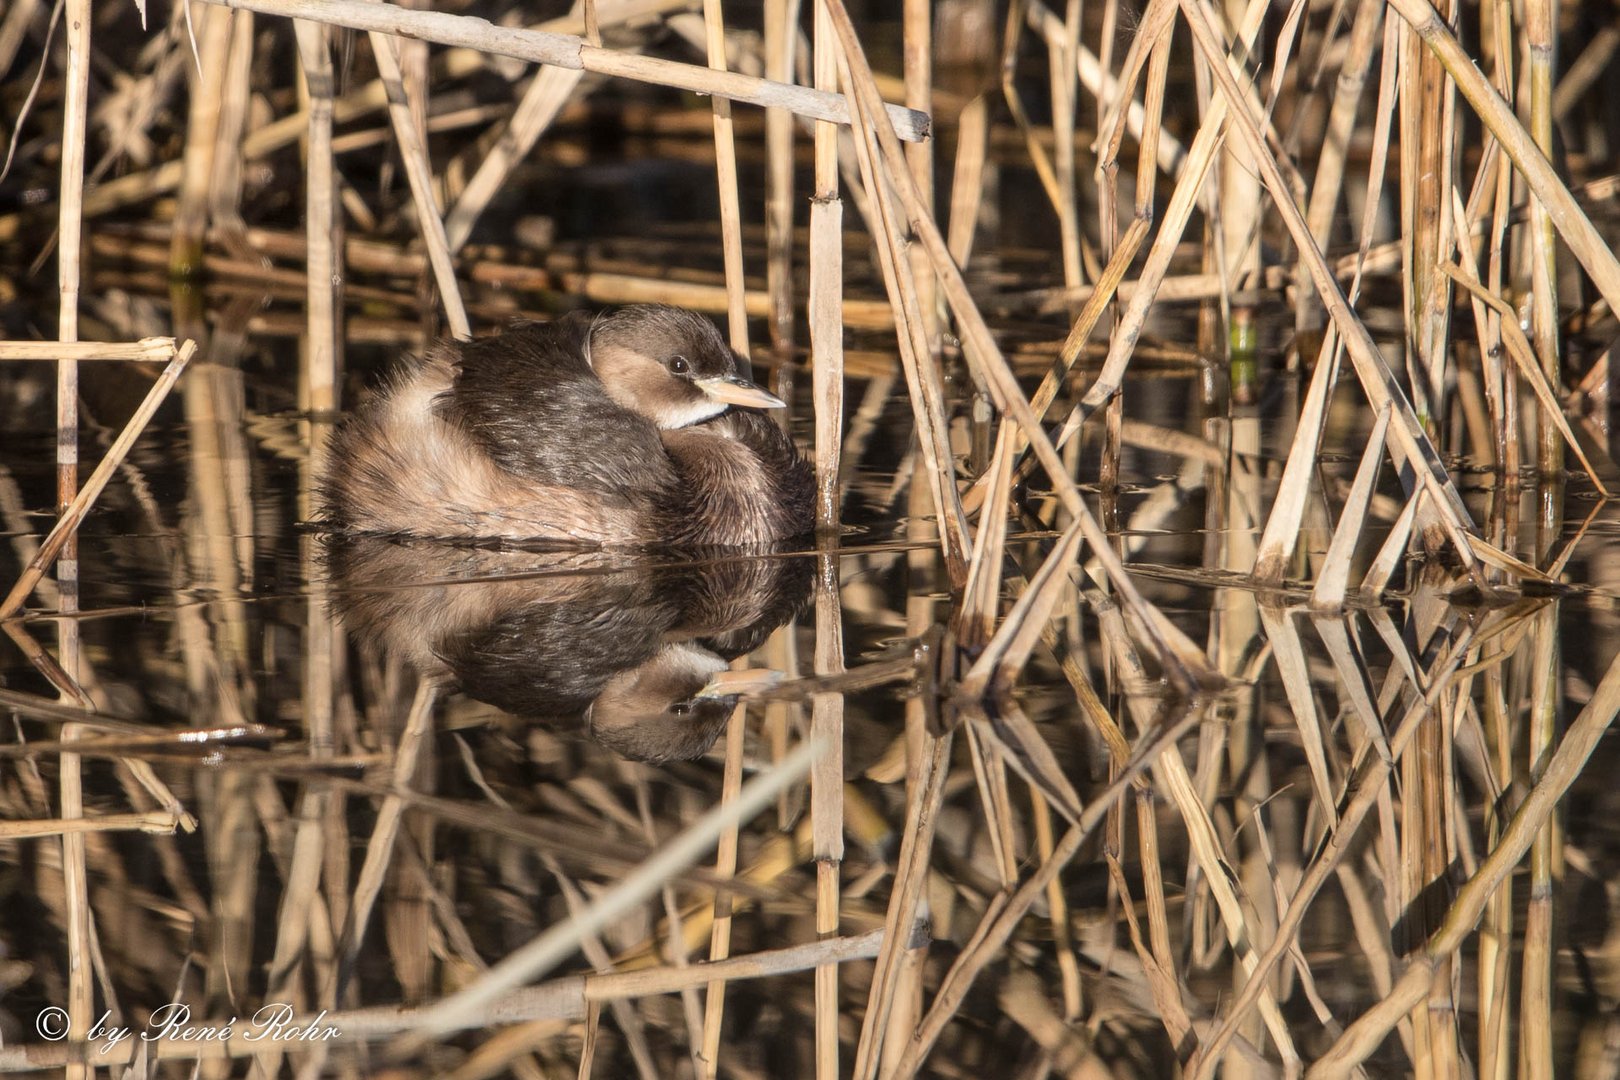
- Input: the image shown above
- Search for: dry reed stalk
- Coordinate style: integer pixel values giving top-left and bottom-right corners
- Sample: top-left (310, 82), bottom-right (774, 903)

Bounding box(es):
top-left (1301, 0), bottom-right (1383, 327)
top-left (1519, 600), bottom-right (1560, 1079)
top-left (1032, 788), bottom-right (1082, 1019)
top-left (903, 0), bottom-right (938, 350)
top-left (402, 738), bottom-right (824, 1043)
top-left (1309, 645), bottom-right (1620, 1077)
top-left (1, 622), bottom-right (92, 707)
top-left (1398, 0), bottom-right (1457, 427)
top-left (763, 0), bottom-right (798, 350)
top-left (1217, 0), bottom-right (1260, 300)
top-left (197, 0), bottom-right (930, 140)
top-left (363, 16), bottom-right (471, 338)
top-left (1524, 0), bottom-right (1560, 480)
top-left (972, 702), bottom-right (1083, 827)
top-left (1054, 0), bottom-right (1083, 295)
top-left (1182, 0), bottom-right (1473, 585)
top-left (1106, 848), bottom-right (1199, 1054)
top-left (293, 19), bottom-right (338, 416)
top-left (205, 7), bottom-right (254, 249)
top-left (957, 422), bottom-right (1016, 650)
top-left (1311, 405), bottom-right (1392, 611)
top-left (1552, 19), bottom-right (1620, 118)
top-left (96, 219), bottom-right (908, 328)
top-left (949, 3), bottom-right (1171, 515)
top-left (57, 718), bottom-right (91, 1080)
top-left (1477, 648), bottom-right (1516, 1080)
top-left (698, 701), bottom-right (748, 1079)
top-left (0, 337), bottom-right (178, 360)
top-left (959, 517), bottom-right (1083, 696)
top-left (700, 0), bottom-right (748, 352)
top-left (946, 94), bottom-right (989, 270)
top-left (0, 0), bottom-right (698, 233)
top-left (812, 555), bottom-right (845, 1080)
top-left (542, 861), bottom-right (661, 1080)
top-left (1098, 599), bottom-right (1302, 1068)
top-left (169, 2), bottom-right (234, 276)
top-left (52, 10), bottom-right (93, 1065)
top-left (1256, 605), bottom-right (1336, 816)
top-left (965, 722), bottom-right (1020, 884)
top-left (0, 811), bottom-right (183, 840)
top-left (1313, 615), bottom-right (1393, 764)
top-left (0, 342), bottom-right (197, 620)
top-left (263, 783), bottom-right (335, 1006)
top-left (809, 0), bottom-right (844, 532)
top-left (999, 2), bottom-right (1064, 231)
top-left (436, 0), bottom-right (659, 247)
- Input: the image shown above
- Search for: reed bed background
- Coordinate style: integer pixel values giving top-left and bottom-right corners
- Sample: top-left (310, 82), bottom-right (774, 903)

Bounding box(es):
top-left (3, 0), bottom-right (1620, 1075)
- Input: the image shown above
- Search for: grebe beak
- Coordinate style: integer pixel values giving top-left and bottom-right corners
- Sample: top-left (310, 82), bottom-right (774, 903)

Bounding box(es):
top-left (695, 374), bottom-right (786, 409)
top-left (693, 667), bottom-right (785, 699)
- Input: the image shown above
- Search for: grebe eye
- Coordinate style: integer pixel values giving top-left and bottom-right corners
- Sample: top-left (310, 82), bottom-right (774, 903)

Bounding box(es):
top-left (666, 355), bottom-right (691, 375)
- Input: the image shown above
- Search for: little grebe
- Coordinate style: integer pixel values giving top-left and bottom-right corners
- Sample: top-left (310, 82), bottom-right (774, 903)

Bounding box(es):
top-left (321, 305), bottom-right (814, 545)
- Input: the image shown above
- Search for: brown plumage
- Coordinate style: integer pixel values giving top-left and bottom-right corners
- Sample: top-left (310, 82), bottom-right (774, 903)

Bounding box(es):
top-left (320, 306), bottom-right (814, 546)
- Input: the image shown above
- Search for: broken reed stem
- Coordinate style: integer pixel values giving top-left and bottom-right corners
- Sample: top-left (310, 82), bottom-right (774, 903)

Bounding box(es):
top-left (0, 337), bottom-right (178, 361)
top-left (195, 0), bottom-right (931, 141)
top-left (0, 342), bottom-right (198, 620)
top-left (0, 811), bottom-right (183, 839)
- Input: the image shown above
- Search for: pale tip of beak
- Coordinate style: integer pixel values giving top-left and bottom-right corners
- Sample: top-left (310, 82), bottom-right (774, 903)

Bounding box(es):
top-left (695, 375), bottom-right (787, 409)
top-left (694, 668), bottom-right (786, 699)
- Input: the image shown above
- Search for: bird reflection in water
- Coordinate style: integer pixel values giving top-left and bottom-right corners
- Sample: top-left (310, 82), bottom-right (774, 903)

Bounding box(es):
top-left (323, 536), bottom-right (810, 763)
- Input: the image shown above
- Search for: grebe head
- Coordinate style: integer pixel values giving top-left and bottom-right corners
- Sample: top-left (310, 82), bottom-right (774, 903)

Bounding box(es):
top-left (587, 305), bottom-right (784, 429)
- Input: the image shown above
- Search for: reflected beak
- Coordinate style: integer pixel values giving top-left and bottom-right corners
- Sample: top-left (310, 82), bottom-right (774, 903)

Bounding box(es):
top-left (695, 374), bottom-right (786, 409)
top-left (693, 668), bottom-right (786, 699)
